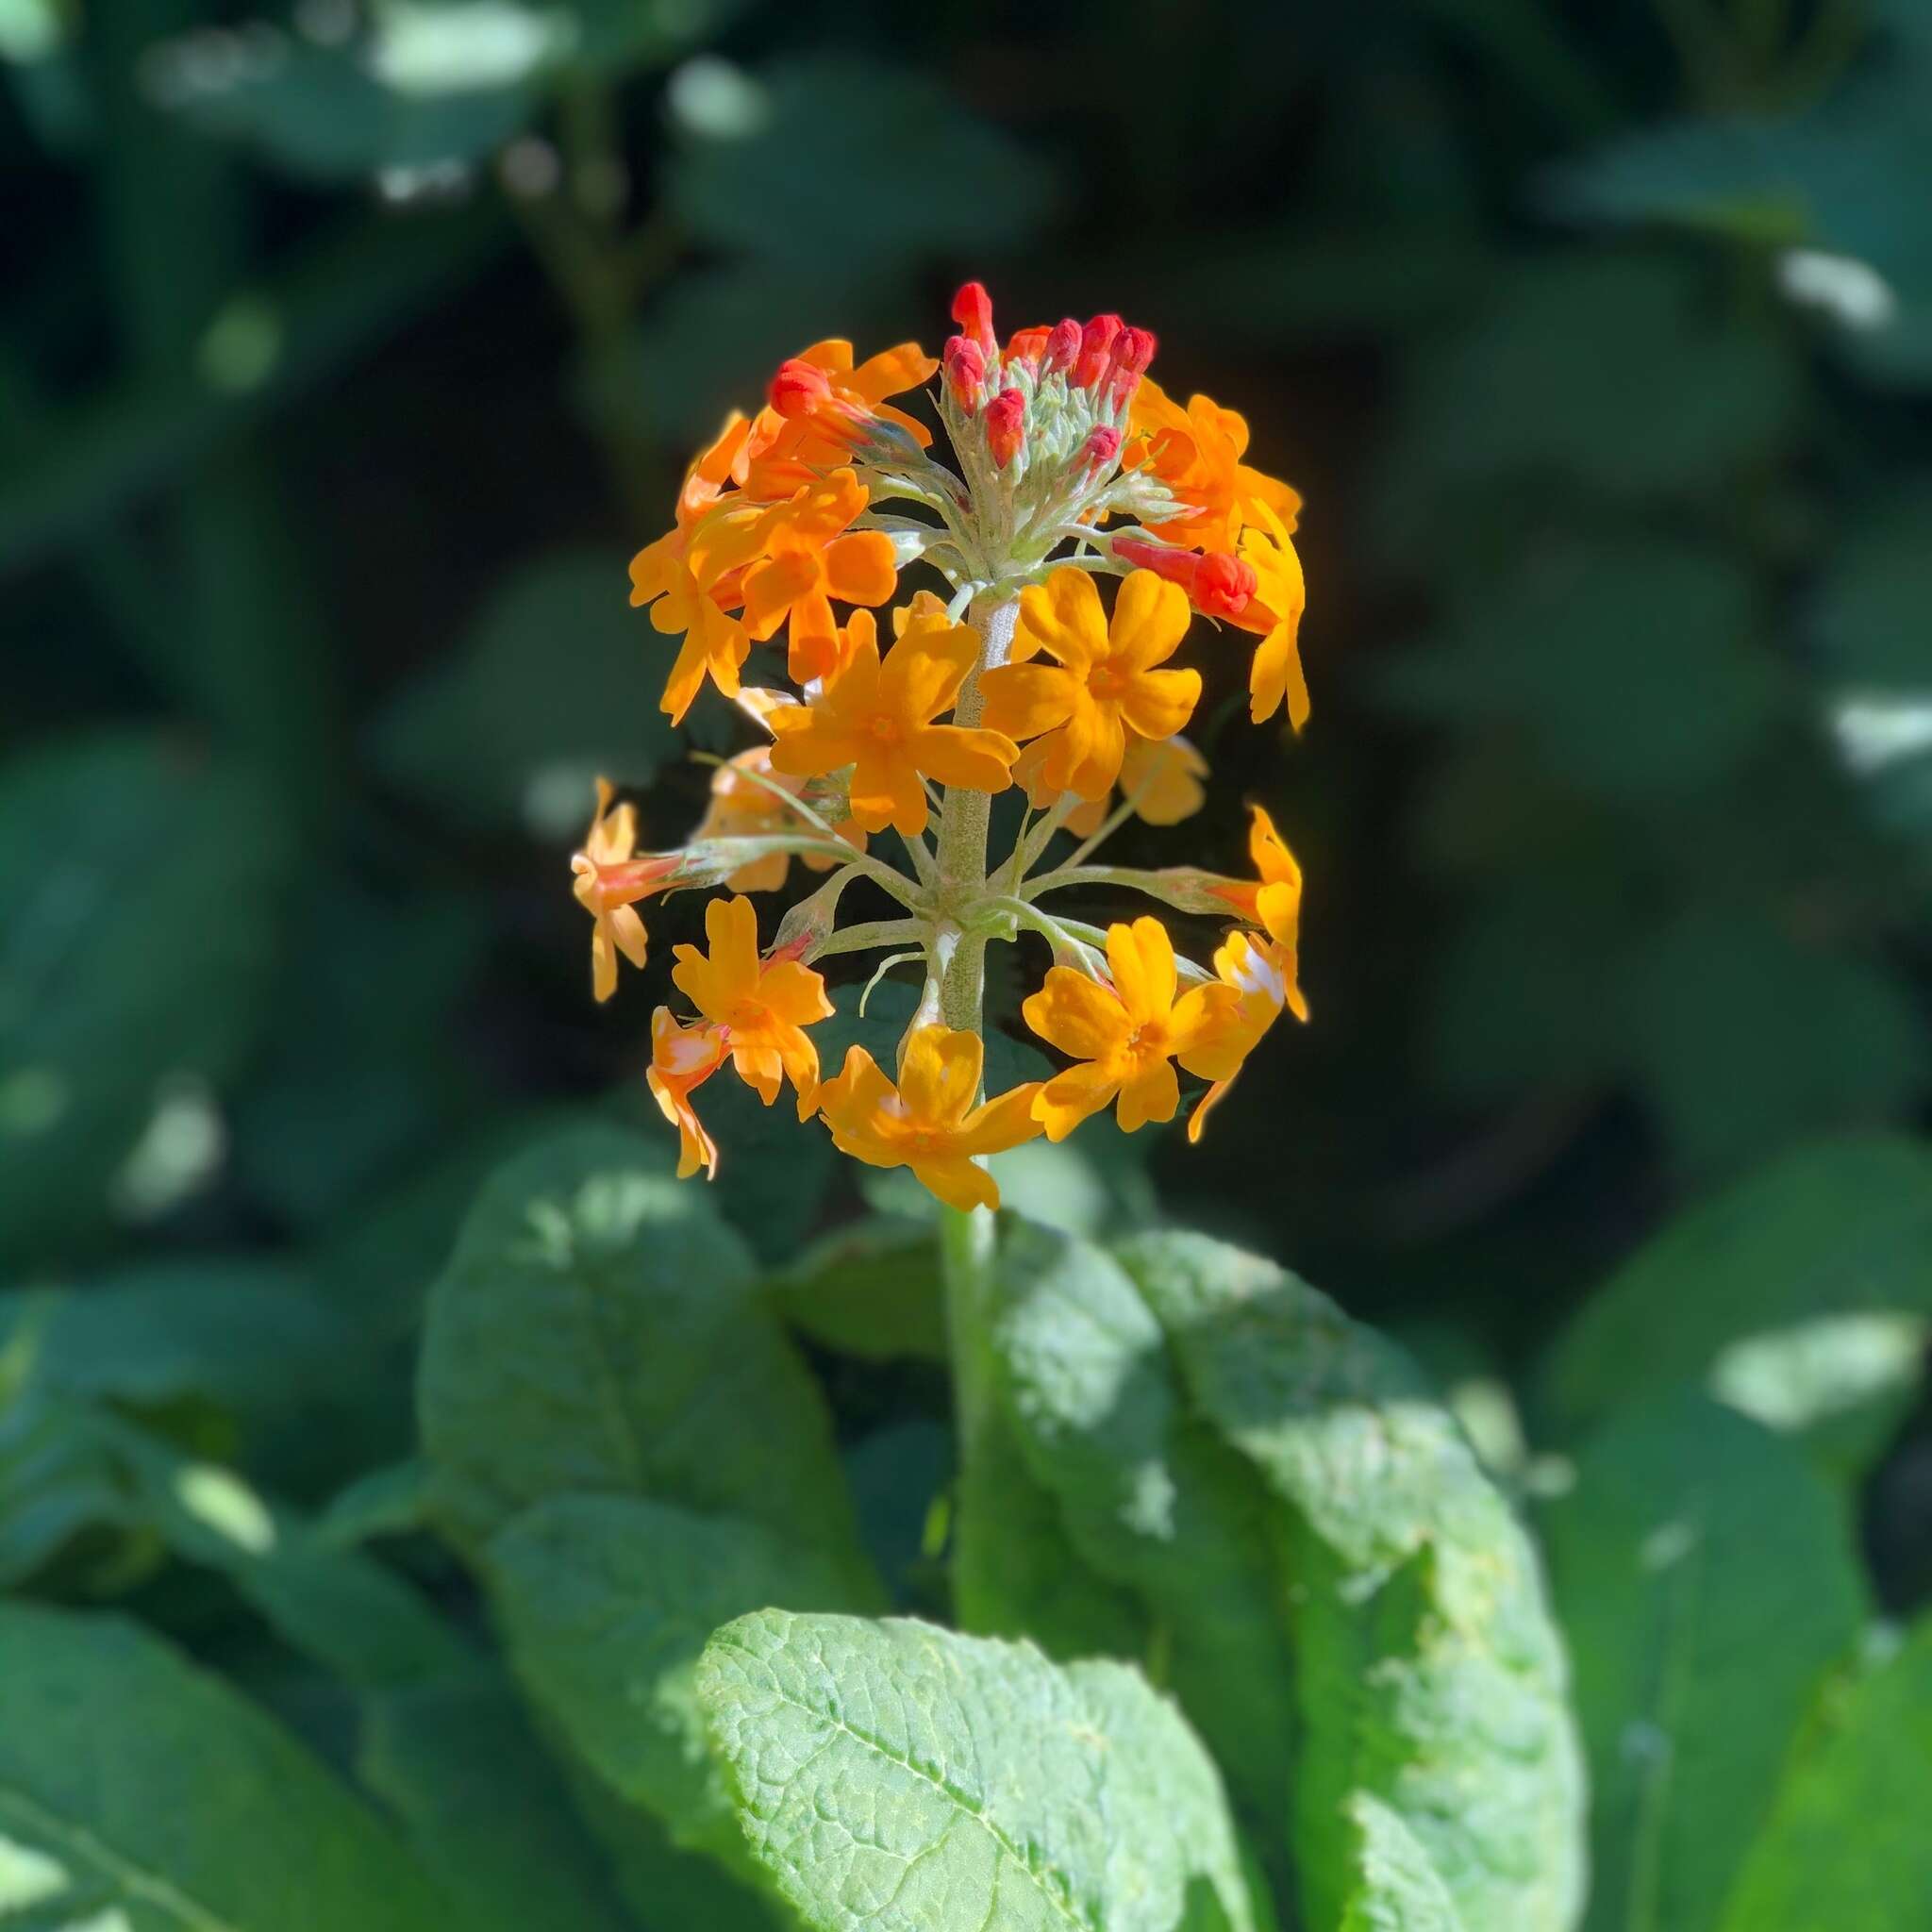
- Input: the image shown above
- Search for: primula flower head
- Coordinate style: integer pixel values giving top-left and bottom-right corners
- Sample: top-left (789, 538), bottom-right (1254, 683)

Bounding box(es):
top-left (817, 1025), bottom-right (1042, 1212)
top-left (605, 282), bottom-right (1311, 1200)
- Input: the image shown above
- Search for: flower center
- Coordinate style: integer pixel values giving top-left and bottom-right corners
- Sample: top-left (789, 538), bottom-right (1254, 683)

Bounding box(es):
top-left (867, 714), bottom-right (904, 745)
top-left (1126, 1020), bottom-right (1168, 1057)
top-left (1088, 660), bottom-right (1126, 702)
top-left (727, 998), bottom-right (768, 1030)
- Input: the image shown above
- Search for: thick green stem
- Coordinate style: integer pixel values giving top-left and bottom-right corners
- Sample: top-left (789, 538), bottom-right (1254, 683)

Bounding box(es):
top-left (934, 592), bottom-right (1021, 1600)
top-left (934, 592), bottom-right (1019, 1033)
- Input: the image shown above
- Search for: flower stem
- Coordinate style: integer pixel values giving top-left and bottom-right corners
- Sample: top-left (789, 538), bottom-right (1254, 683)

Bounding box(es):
top-left (933, 591), bottom-right (1020, 1611)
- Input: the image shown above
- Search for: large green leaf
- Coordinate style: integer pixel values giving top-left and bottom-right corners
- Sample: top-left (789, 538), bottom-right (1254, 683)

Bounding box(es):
top-left (490, 1492), bottom-right (872, 1863)
top-left (698, 1609), bottom-right (1261, 1932)
top-left (1115, 1232), bottom-right (1586, 1932)
top-left (1542, 1136), bottom-right (1932, 1474)
top-left (1717, 1615), bottom-right (1932, 1930)
top-left (358, 1671), bottom-right (640, 1932)
top-left (1340, 1797), bottom-right (1467, 1932)
top-left (987, 1220), bottom-right (1297, 1830)
top-left (767, 1216), bottom-right (946, 1363)
top-left (1540, 1392), bottom-right (1866, 1932)
top-left (0, 1603), bottom-right (446, 1931)
top-left (0, 730), bottom-right (291, 1269)
top-left (416, 1124), bottom-right (870, 1587)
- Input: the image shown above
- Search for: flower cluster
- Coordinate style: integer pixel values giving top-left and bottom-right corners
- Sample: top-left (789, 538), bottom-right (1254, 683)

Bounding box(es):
top-left (575, 283), bottom-right (1309, 1211)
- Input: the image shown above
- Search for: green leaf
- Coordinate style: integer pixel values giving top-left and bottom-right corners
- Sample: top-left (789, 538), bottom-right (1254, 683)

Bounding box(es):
top-left (0, 1258), bottom-right (350, 1421)
top-left (0, 730), bottom-right (291, 1269)
top-left (670, 57), bottom-right (1058, 266)
top-left (1379, 538), bottom-right (1782, 802)
top-left (1381, 253), bottom-right (1797, 522)
top-left (358, 1670), bottom-right (639, 1932)
top-left (0, 1602), bottom-right (447, 1930)
top-left (490, 1492), bottom-right (871, 1863)
top-left (417, 1124), bottom-right (873, 1590)
top-left (1115, 1232), bottom-right (1586, 1932)
top-left (987, 1220), bottom-right (1298, 1829)
top-left (1623, 912), bottom-right (1928, 1176)
top-left (768, 1216), bottom-right (946, 1362)
top-left (1542, 1135), bottom-right (1932, 1473)
top-left (698, 1609), bottom-right (1261, 1932)
top-left (1539, 1392), bottom-right (1866, 1932)
top-left (1340, 1796), bottom-right (1467, 1932)
top-left (1718, 1616), bottom-right (1932, 1930)
top-left (369, 548), bottom-right (676, 836)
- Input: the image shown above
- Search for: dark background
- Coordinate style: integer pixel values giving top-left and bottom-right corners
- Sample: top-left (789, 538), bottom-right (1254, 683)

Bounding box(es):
top-left (4, 1), bottom-right (1929, 1591)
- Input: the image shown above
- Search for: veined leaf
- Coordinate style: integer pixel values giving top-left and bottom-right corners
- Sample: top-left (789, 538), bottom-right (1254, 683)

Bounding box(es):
top-left (1341, 1796), bottom-right (1467, 1932)
top-left (0, 1603), bottom-right (446, 1931)
top-left (1717, 1615), bottom-right (1932, 1930)
top-left (767, 1217), bottom-right (946, 1363)
top-left (1116, 1232), bottom-right (1586, 1932)
top-left (1540, 1392), bottom-right (1866, 1932)
top-left (1542, 1135), bottom-right (1932, 1476)
top-left (489, 1492), bottom-right (873, 1864)
top-left (416, 1124), bottom-right (871, 1591)
top-left (988, 1220), bottom-right (1298, 1829)
top-left (698, 1609), bottom-right (1261, 1932)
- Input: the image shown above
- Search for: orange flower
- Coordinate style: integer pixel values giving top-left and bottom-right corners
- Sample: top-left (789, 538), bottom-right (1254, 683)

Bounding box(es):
top-left (629, 528), bottom-right (753, 725)
top-left (746, 339), bottom-right (939, 491)
top-left (766, 608), bottom-right (1017, 837)
top-left (695, 746), bottom-right (865, 891)
top-left (570, 779), bottom-right (675, 1002)
top-left (1023, 916), bottom-right (1243, 1138)
top-left (815, 1025), bottom-right (1043, 1212)
top-left (645, 1008), bottom-right (731, 1179)
top-left (1125, 378), bottom-right (1301, 553)
top-left (1186, 930), bottom-right (1302, 1145)
top-left (670, 895), bottom-right (832, 1115)
top-left (739, 468), bottom-right (900, 683)
top-left (1228, 501), bottom-right (1308, 728)
top-left (676, 412), bottom-right (753, 525)
top-left (1013, 732), bottom-right (1206, 838)
top-left (1119, 733), bottom-right (1208, 824)
top-left (977, 569), bottom-right (1201, 801)
top-left (1212, 805), bottom-right (1306, 959)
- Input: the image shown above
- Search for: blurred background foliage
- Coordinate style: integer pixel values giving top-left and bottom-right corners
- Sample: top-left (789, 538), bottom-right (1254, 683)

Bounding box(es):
top-left (2, 0), bottom-right (1932, 1915)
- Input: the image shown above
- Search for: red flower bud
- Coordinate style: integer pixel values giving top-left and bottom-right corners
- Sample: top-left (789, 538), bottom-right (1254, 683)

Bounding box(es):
top-left (1112, 536), bottom-right (1255, 619)
top-left (1106, 325), bottom-right (1158, 403)
top-left (1005, 325), bottom-right (1051, 371)
top-left (1074, 313), bottom-right (1122, 388)
top-left (1043, 319), bottom-right (1081, 375)
top-left (943, 334), bottom-right (986, 411)
top-left (768, 358), bottom-right (833, 419)
top-left (950, 280), bottom-right (997, 358)
top-left (986, 388), bottom-right (1025, 471)
top-left (1080, 425), bottom-right (1123, 473)
top-left (1192, 550), bottom-right (1257, 620)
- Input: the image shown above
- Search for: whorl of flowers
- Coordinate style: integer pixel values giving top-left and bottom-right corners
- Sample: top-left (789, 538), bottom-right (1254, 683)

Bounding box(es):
top-left (579, 283), bottom-right (1310, 1211)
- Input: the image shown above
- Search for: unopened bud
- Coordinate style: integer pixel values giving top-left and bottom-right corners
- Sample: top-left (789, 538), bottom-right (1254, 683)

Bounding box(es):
top-left (943, 333), bottom-right (986, 411)
top-left (950, 280), bottom-right (997, 358)
top-left (769, 358), bottom-right (833, 419)
top-left (1043, 318), bottom-right (1081, 375)
top-left (772, 863), bottom-right (858, 960)
top-left (1005, 325), bottom-right (1050, 372)
top-left (1113, 534), bottom-right (1254, 619)
top-left (1074, 313), bottom-right (1122, 388)
top-left (1106, 325), bottom-right (1157, 403)
top-left (1192, 550), bottom-right (1256, 619)
top-left (1080, 425), bottom-right (1123, 474)
top-left (986, 387), bottom-right (1025, 471)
